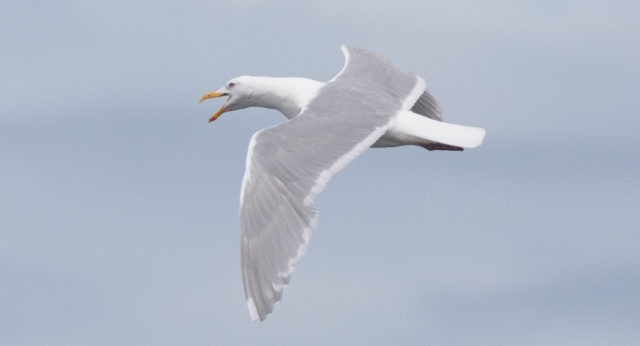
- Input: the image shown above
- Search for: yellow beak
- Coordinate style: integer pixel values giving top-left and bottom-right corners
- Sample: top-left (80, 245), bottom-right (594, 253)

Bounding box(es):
top-left (199, 91), bottom-right (227, 122)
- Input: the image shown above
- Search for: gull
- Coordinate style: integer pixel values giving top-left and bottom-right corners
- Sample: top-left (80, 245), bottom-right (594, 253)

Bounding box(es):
top-left (199, 46), bottom-right (485, 321)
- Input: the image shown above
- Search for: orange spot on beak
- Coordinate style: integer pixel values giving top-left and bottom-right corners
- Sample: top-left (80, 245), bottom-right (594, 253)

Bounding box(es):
top-left (199, 91), bottom-right (228, 122)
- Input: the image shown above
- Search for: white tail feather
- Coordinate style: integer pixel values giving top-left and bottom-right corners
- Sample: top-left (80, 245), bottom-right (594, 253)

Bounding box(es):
top-left (394, 110), bottom-right (485, 148)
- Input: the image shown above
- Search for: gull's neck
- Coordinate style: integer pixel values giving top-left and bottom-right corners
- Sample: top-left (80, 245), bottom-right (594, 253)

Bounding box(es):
top-left (247, 77), bottom-right (325, 119)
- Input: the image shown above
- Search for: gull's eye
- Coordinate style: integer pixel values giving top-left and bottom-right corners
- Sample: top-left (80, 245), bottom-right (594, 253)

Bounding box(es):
top-left (228, 82), bottom-right (235, 88)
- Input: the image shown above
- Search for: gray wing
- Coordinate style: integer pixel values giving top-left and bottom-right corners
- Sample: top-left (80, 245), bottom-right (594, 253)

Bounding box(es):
top-left (240, 46), bottom-right (425, 321)
top-left (334, 46), bottom-right (443, 121)
top-left (331, 46), bottom-right (426, 108)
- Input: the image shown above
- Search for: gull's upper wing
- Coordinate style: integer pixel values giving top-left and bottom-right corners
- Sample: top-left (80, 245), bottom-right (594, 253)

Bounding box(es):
top-left (240, 46), bottom-right (426, 321)
top-left (332, 45), bottom-right (443, 121)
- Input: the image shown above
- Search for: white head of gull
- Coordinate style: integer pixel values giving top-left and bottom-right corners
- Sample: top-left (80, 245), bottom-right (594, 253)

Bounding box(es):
top-left (199, 46), bottom-right (486, 322)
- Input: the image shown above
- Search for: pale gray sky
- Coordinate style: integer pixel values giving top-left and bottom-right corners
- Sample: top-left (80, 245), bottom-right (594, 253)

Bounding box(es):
top-left (1, 1), bottom-right (639, 345)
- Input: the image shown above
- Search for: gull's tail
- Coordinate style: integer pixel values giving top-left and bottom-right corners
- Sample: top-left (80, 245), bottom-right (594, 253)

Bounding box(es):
top-left (396, 110), bottom-right (486, 149)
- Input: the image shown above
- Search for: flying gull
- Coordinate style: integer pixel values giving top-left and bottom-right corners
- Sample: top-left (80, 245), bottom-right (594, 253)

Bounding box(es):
top-left (199, 46), bottom-right (486, 322)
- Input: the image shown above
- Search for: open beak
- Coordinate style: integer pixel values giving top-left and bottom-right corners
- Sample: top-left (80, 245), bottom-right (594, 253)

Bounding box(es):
top-left (199, 91), bottom-right (228, 122)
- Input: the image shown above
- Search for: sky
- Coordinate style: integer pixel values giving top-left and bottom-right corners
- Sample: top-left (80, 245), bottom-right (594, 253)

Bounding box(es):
top-left (1, 0), bottom-right (639, 345)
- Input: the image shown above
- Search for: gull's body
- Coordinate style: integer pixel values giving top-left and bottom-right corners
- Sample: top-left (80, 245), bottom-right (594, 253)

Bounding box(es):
top-left (200, 46), bottom-right (485, 322)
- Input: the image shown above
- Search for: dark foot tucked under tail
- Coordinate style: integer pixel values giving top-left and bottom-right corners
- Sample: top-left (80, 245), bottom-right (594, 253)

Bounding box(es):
top-left (420, 143), bottom-right (464, 151)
